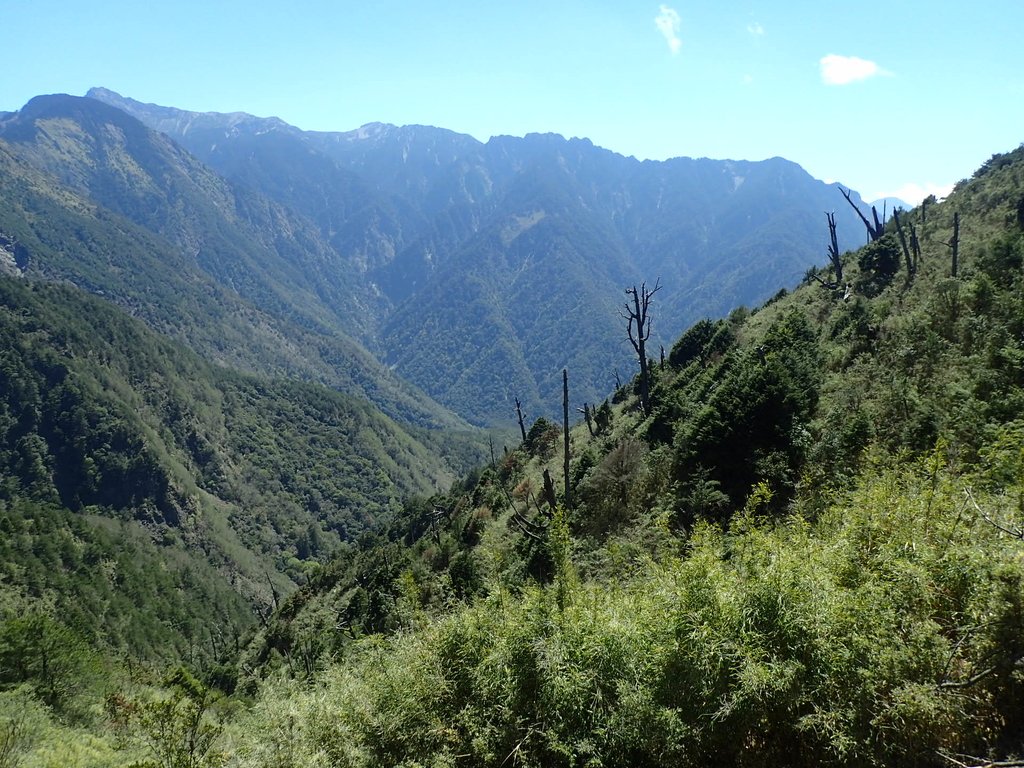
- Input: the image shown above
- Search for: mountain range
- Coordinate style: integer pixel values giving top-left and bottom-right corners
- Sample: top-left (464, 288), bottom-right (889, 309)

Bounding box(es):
top-left (0, 87), bottom-right (901, 663)
top-left (5, 80), bottom-right (1024, 765)
top-left (83, 87), bottom-right (886, 424)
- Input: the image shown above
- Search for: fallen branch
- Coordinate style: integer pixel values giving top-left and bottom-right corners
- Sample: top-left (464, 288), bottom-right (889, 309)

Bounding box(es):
top-left (965, 487), bottom-right (1024, 540)
top-left (937, 750), bottom-right (1024, 768)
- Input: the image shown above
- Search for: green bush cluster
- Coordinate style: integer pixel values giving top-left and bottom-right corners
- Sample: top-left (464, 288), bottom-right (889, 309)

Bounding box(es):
top-left (237, 459), bottom-right (1024, 767)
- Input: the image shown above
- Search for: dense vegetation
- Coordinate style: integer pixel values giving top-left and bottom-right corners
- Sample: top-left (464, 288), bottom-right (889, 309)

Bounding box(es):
top-left (0, 275), bottom-right (470, 676)
top-left (3, 96), bottom-right (1024, 764)
top-left (226, 143), bottom-right (1024, 766)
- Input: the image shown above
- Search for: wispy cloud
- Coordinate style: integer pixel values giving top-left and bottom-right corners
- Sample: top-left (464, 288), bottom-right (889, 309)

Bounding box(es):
top-left (819, 54), bottom-right (890, 85)
top-left (655, 5), bottom-right (682, 55)
top-left (747, 22), bottom-right (764, 36)
top-left (874, 181), bottom-right (954, 206)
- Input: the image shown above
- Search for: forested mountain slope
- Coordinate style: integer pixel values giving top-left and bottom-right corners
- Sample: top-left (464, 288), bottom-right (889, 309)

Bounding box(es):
top-left (88, 87), bottom-right (881, 424)
top-left (0, 275), bottom-right (458, 670)
top-left (3, 91), bottom-right (1021, 765)
top-left (0, 95), bottom-right (468, 431)
top-left (217, 144), bottom-right (1024, 766)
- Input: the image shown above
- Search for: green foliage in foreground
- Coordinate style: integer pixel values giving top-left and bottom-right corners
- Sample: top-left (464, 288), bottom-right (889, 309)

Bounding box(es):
top-left (27, 453), bottom-right (1012, 767)
top-left (233, 458), bottom-right (1023, 767)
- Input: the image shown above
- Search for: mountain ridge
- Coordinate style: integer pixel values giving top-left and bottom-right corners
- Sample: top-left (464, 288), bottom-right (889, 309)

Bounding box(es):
top-left (2, 84), bottom-right (1023, 764)
top-left (84, 87), bottom-right (884, 424)
top-left (0, 94), bottom-right (470, 432)
top-left (222, 141), bottom-right (1024, 766)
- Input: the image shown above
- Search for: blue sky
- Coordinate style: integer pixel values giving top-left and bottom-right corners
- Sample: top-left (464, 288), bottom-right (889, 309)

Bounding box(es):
top-left (4, 1), bottom-right (1022, 204)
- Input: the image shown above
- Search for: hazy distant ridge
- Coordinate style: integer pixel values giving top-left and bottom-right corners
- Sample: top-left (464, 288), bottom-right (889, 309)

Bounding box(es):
top-left (83, 87), bottom-right (882, 423)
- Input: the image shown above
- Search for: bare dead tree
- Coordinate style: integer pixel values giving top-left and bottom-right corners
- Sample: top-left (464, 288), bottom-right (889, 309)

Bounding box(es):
top-left (563, 368), bottom-right (571, 511)
top-left (910, 222), bottom-right (922, 270)
top-left (429, 506), bottom-right (447, 545)
top-left (578, 403), bottom-right (594, 436)
top-left (811, 211), bottom-right (844, 289)
top-left (265, 571), bottom-right (280, 612)
top-left (840, 186), bottom-right (884, 242)
top-left (945, 212), bottom-right (961, 277)
top-left (892, 209), bottom-right (915, 279)
top-left (514, 397), bottom-right (527, 444)
top-left (542, 468), bottom-right (558, 511)
top-left (621, 279), bottom-right (661, 415)
top-left (826, 210), bottom-right (843, 284)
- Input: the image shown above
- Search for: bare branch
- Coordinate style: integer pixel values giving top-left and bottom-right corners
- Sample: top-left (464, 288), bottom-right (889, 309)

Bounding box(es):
top-left (965, 487), bottom-right (1024, 539)
top-left (938, 663), bottom-right (1001, 690)
top-left (623, 279), bottom-right (661, 415)
top-left (840, 186), bottom-right (883, 241)
top-left (937, 750), bottom-right (1024, 768)
top-left (893, 208), bottom-right (915, 279)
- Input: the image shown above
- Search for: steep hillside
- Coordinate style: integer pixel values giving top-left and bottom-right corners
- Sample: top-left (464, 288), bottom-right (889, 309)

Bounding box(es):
top-left (6, 88), bottom-right (1022, 765)
top-left (88, 87), bottom-right (880, 424)
top-left (219, 145), bottom-right (1024, 766)
top-left (0, 275), bottom-right (459, 667)
top-left (0, 95), bottom-right (468, 432)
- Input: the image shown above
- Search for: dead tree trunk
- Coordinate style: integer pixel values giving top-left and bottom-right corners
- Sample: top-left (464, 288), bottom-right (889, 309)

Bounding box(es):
top-left (578, 404), bottom-right (594, 436)
top-left (910, 223), bottom-right (922, 271)
top-left (840, 186), bottom-right (884, 242)
top-left (514, 397), bottom-right (527, 444)
top-left (827, 211), bottom-right (842, 284)
top-left (562, 368), bottom-right (571, 511)
top-left (893, 209), bottom-right (915, 279)
top-left (542, 469), bottom-right (557, 511)
top-left (622, 280), bottom-right (661, 415)
top-left (265, 571), bottom-right (280, 612)
top-left (946, 212), bottom-right (961, 277)
top-left (812, 212), bottom-right (843, 289)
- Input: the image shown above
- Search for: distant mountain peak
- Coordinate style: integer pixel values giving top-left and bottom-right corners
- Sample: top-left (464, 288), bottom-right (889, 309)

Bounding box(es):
top-left (351, 121), bottom-right (395, 137)
top-left (85, 87), bottom-right (294, 138)
top-left (869, 195), bottom-right (912, 212)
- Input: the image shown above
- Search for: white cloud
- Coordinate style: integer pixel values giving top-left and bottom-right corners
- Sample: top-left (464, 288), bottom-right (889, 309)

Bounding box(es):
top-left (747, 22), bottom-right (764, 36)
top-left (873, 181), bottom-right (955, 206)
top-left (742, 74), bottom-right (754, 85)
top-left (655, 5), bottom-right (682, 55)
top-left (819, 54), bottom-right (889, 85)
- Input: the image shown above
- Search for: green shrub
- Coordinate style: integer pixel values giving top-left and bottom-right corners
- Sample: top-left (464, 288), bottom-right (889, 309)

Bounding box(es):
top-left (290, 459), bottom-right (1024, 767)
